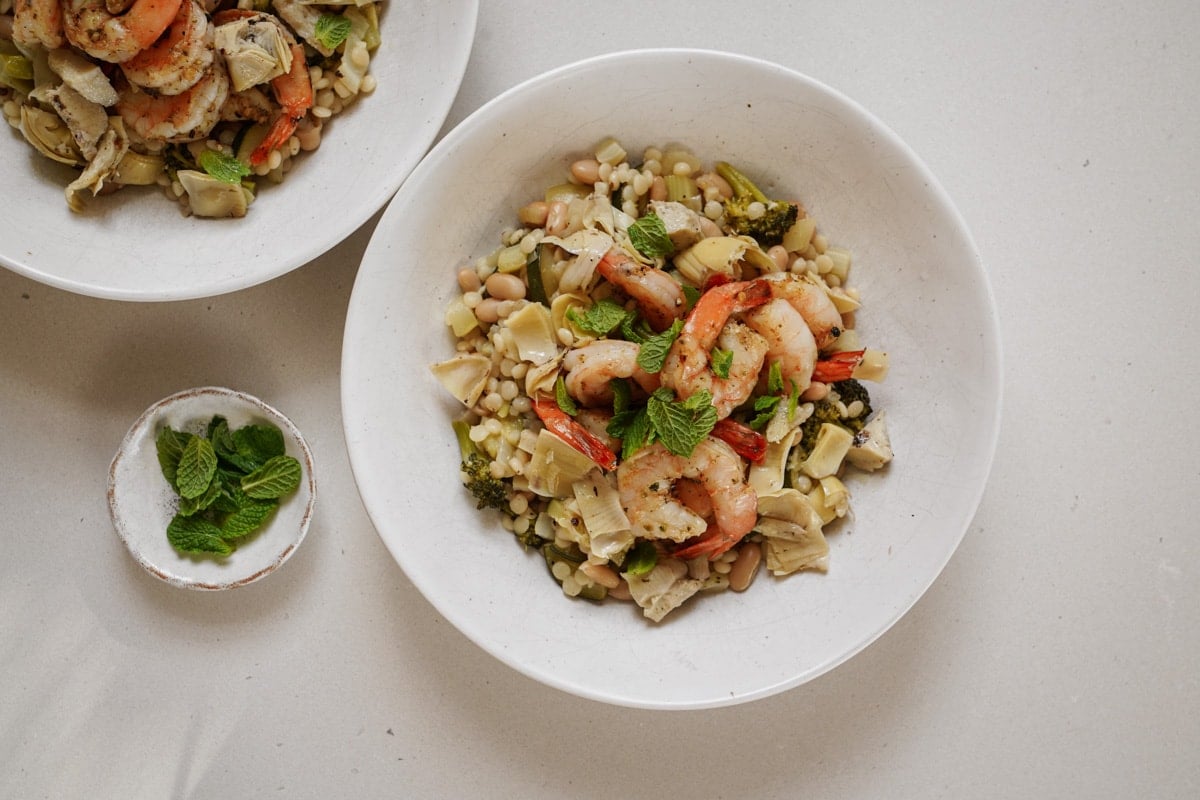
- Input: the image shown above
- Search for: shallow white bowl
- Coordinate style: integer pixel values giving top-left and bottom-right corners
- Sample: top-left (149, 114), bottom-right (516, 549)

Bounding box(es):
top-left (342, 49), bottom-right (1002, 709)
top-left (0, 0), bottom-right (477, 301)
top-left (108, 387), bottom-right (317, 590)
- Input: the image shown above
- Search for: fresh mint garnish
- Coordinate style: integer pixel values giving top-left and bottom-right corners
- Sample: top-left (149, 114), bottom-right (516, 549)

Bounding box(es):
top-left (554, 375), bottom-right (578, 417)
top-left (766, 360), bottom-right (784, 395)
top-left (635, 318), bottom-right (683, 373)
top-left (627, 213), bottom-right (674, 259)
top-left (710, 348), bottom-right (733, 379)
top-left (314, 13), bottom-right (352, 51)
top-left (646, 388), bottom-right (718, 457)
top-left (566, 298), bottom-right (631, 336)
top-left (197, 149), bottom-right (251, 184)
top-left (241, 455), bottom-right (302, 500)
top-left (155, 416), bottom-right (303, 557)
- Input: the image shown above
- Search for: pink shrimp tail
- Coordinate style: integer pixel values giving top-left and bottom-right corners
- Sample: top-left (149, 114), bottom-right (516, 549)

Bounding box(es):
top-left (250, 43), bottom-right (312, 166)
top-left (812, 350), bottom-right (864, 383)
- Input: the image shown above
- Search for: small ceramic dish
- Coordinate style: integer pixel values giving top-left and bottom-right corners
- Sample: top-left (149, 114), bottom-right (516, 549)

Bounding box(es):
top-left (108, 387), bottom-right (316, 590)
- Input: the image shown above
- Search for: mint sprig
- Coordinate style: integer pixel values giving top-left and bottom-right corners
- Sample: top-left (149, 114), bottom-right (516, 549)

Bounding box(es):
top-left (635, 318), bottom-right (683, 373)
top-left (627, 213), bottom-right (674, 259)
top-left (646, 388), bottom-right (718, 457)
top-left (156, 415), bottom-right (303, 557)
top-left (566, 298), bottom-right (631, 336)
top-left (313, 13), bottom-right (352, 51)
top-left (197, 149), bottom-right (251, 184)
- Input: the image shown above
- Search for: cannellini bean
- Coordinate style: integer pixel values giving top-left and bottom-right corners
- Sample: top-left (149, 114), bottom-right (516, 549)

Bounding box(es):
top-left (728, 543), bottom-right (762, 592)
top-left (518, 200), bottom-right (549, 226)
top-left (570, 158), bottom-right (601, 184)
top-left (485, 272), bottom-right (526, 301)
top-left (580, 562), bottom-right (620, 589)
top-left (768, 245), bottom-right (789, 272)
top-left (475, 298), bottom-right (501, 324)
top-left (801, 381), bottom-right (829, 402)
top-left (545, 201), bottom-right (568, 235)
top-left (458, 267), bottom-right (481, 292)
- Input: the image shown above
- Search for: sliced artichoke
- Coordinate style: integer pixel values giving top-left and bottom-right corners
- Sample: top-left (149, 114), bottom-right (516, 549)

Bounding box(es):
top-left (754, 489), bottom-right (829, 576)
top-left (45, 83), bottom-right (108, 160)
top-left (47, 48), bottom-right (118, 106)
top-left (622, 557), bottom-right (703, 622)
top-left (177, 169), bottom-right (249, 218)
top-left (673, 235), bottom-right (776, 287)
top-left (429, 354), bottom-right (491, 408)
top-left (112, 149), bottom-right (164, 185)
top-left (214, 14), bottom-right (293, 92)
top-left (647, 200), bottom-right (704, 251)
top-left (526, 429), bottom-right (599, 498)
top-left (65, 119), bottom-right (129, 211)
top-left (503, 302), bottom-right (558, 366)
top-left (19, 104), bottom-right (83, 165)
top-left (846, 411), bottom-right (893, 472)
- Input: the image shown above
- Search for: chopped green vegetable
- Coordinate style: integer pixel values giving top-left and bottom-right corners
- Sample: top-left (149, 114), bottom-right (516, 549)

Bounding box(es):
top-left (716, 161), bottom-right (800, 248)
top-left (313, 13), bottom-right (352, 52)
top-left (627, 212), bottom-right (675, 258)
top-left (622, 540), bottom-right (658, 577)
top-left (197, 149), bottom-right (251, 184)
top-left (452, 419), bottom-right (510, 513)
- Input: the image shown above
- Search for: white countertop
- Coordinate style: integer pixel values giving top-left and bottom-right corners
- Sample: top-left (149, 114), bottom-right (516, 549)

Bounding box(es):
top-left (4, 1), bottom-right (1198, 796)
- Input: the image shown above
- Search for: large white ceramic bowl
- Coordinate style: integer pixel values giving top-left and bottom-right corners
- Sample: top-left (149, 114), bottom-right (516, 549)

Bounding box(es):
top-left (342, 49), bottom-right (1002, 709)
top-left (0, 0), bottom-right (477, 301)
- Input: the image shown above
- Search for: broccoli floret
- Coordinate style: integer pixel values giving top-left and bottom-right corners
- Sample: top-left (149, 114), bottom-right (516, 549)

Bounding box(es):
top-left (452, 419), bottom-right (510, 513)
top-left (830, 379), bottom-right (873, 426)
top-left (793, 381), bottom-right (873, 460)
top-left (715, 161), bottom-right (800, 248)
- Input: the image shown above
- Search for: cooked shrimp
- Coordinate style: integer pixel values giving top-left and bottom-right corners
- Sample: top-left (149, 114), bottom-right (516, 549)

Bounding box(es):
top-left (62, 0), bottom-right (183, 63)
top-left (12, 0), bottom-right (64, 49)
top-left (531, 395), bottom-right (618, 471)
top-left (115, 57), bottom-right (228, 142)
top-left (762, 272), bottom-right (843, 351)
top-left (211, 9), bottom-right (312, 166)
top-left (563, 339), bottom-right (660, 407)
top-left (742, 297), bottom-right (818, 394)
top-left (120, 0), bottom-right (212, 95)
top-left (596, 248), bottom-right (685, 332)
top-left (617, 436), bottom-right (757, 559)
top-left (659, 279), bottom-right (771, 418)
top-left (219, 86), bottom-right (274, 124)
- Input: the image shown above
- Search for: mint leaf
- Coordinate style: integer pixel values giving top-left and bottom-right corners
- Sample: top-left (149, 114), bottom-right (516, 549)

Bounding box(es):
top-left (231, 424), bottom-right (286, 468)
top-left (618, 313), bottom-right (653, 344)
top-left (167, 514), bottom-right (233, 556)
top-left (646, 388), bottom-right (717, 456)
top-left (554, 375), bottom-right (578, 417)
top-left (618, 407), bottom-right (654, 459)
top-left (636, 318), bottom-right (683, 373)
top-left (710, 348), bottom-right (733, 380)
top-left (627, 213), bottom-right (674, 258)
top-left (610, 377), bottom-right (632, 416)
top-left (240, 455), bottom-right (302, 500)
top-left (566, 298), bottom-right (631, 336)
top-left (155, 427), bottom-right (188, 485)
top-left (749, 394), bottom-right (781, 430)
top-left (178, 477), bottom-right (224, 516)
top-left (197, 149), bottom-right (250, 184)
top-left (220, 498), bottom-right (278, 540)
top-left (622, 540), bottom-right (658, 577)
top-left (176, 435), bottom-right (217, 499)
top-left (681, 283), bottom-right (701, 310)
top-left (313, 13), bottom-right (352, 51)
top-left (766, 360), bottom-right (784, 395)
top-left (787, 379), bottom-right (801, 421)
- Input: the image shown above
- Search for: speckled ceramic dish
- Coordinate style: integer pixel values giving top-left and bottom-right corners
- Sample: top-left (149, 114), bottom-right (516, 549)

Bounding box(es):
top-left (108, 387), bottom-right (316, 590)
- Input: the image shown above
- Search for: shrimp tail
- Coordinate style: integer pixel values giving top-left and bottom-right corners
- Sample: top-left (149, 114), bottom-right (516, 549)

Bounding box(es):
top-left (532, 396), bottom-right (619, 471)
top-left (249, 42), bottom-right (312, 166)
top-left (712, 418), bottom-right (766, 463)
top-left (812, 350), bottom-right (864, 383)
top-left (671, 526), bottom-right (742, 560)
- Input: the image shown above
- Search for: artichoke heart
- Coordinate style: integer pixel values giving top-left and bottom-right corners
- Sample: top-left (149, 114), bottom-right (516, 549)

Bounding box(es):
top-left (503, 303), bottom-right (558, 366)
top-left (45, 83), bottom-right (109, 161)
top-left (177, 170), bottom-right (249, 218)
top-left (214, 15), bottom-right (293, 92)
top-left (65, 119), bottom-right (130, 212)
top-left (47, 48), bottom-right (119, 106)
top-left (19, 104), bottom-right (84, 166)
top-left (429, 354), bottom-right (491, 407)
top-left (754, 489), bottom-right (830, 576)
top-left (673, 235), bottom-right (776, 287)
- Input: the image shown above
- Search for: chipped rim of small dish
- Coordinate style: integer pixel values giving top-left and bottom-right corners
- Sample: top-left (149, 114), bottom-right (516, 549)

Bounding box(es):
top-left (107, 386), bottom-right (317, 590)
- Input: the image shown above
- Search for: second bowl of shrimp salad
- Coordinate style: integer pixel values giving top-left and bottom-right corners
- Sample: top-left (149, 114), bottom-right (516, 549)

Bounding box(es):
top-left (430, 139), bottom-right (893, 622)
